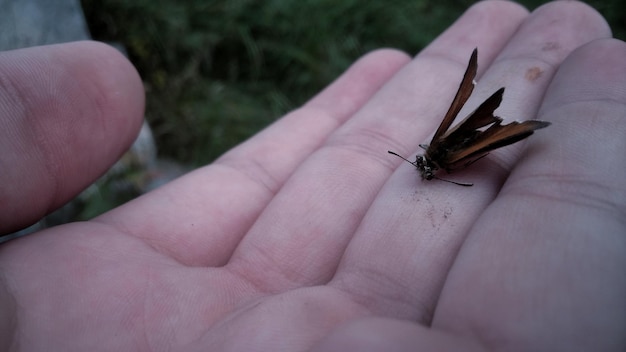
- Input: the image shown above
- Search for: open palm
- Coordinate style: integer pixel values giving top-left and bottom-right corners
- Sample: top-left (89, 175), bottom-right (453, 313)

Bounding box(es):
top-left (1, 2), bottom-right (624, 351)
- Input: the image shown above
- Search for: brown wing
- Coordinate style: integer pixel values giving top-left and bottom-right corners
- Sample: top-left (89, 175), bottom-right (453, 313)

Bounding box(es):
top-left (429, 48), bottom-right (478, 148)
top-left (443, 120), bottom-right (551, 169)
top-left (425, 88), bottom-right (504, 167)
top-left (439, 87), bottom-right (505, 141)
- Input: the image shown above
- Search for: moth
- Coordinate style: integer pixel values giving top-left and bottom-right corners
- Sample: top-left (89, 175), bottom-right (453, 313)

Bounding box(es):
top-left (388, 48), bottom-right (550, 186)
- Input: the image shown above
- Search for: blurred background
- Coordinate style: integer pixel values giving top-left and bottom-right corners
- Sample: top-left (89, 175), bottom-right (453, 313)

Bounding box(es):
top-left (80, 0), bottom-right (624, 165)
top-left (3, 0), bottom-right (624, 235)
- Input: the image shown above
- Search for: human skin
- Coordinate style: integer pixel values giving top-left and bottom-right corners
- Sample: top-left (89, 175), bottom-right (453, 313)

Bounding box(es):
top-left (0, 1), bottom-right (624, 351)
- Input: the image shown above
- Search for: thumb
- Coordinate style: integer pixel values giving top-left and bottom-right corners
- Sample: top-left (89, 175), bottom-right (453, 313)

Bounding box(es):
top-left (0, 41), bottom-right (144, 234)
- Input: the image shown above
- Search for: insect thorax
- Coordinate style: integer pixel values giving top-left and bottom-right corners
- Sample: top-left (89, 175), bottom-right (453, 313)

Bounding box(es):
top-left (415, 155), bottom-right (436, 180)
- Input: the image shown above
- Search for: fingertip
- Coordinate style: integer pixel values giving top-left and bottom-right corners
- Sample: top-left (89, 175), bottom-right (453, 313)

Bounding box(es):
top-left (62, 40), bottom-right (145, 145)
top-left (305, 48), bottom-right (411, 119)
top-left (360, 47), bottom-right (412, 64)
top-left (468, 0), bottom-right (529, 18)
top-left (531, 0), bottom-right (612, 37)
top-left (543, 38), bottom-right (626, 110)
top-left (0, 41), bottom-right (145, 234)
top-left (421, 0), bottom-right (529, 66)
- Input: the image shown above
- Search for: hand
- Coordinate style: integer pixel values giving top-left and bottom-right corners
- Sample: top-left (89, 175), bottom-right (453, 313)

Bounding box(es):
top-left (1, 1), bottom-right (624, 351)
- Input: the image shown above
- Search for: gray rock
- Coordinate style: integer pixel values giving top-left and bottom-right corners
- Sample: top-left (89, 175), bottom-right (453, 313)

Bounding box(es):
top-left (0, 0), bottom-right (90, 50)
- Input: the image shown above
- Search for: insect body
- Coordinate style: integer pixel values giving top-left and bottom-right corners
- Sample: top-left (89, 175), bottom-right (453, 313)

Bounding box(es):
top-left (388, 49), bottom-right (550, 186)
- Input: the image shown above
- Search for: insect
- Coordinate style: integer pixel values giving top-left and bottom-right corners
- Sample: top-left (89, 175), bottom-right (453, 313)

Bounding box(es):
top-left (388, 49), bottom-right (550, 186)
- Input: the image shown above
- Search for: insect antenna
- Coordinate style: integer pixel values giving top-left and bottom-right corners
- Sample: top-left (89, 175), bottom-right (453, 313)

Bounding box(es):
top-left (387, 150), bottom-right (416, 166)
top-left (431, 176), bottom-right (473, 187)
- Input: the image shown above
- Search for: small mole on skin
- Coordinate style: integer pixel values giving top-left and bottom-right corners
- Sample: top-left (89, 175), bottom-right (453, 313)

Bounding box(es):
top-left (525, 67), bottom-right (543, 82)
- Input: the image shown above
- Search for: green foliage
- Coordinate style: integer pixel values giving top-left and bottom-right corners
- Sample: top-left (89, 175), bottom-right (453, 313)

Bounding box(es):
top-left (81, 0), bottom-right (625, 166)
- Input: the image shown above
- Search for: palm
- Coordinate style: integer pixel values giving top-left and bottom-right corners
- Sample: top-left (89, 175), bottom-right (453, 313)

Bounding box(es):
top-left (1, 2), bottom-right (625, 351)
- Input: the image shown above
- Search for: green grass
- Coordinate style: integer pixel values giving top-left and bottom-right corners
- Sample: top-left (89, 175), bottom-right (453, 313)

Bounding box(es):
top-left (81, 0), bottom-right (624, 167)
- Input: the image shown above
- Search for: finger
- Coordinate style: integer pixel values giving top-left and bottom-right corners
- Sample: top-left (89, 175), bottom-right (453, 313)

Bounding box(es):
top-left (329, 1), bottom-right (611, 324)
top-left (312, 317), bottom-right (484, 352)
top-left (226, 1), bottom-right (528, 291)
top-left (97, 49), bottom-right (411, 266)
top-left (0, 41), bottom-right (144, 235)
top-left (433, 39), bottom-right (626, 351)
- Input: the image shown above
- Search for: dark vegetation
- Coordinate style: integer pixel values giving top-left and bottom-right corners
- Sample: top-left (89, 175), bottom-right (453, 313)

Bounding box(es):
top-left (81, 0), bottom-right (625, 166)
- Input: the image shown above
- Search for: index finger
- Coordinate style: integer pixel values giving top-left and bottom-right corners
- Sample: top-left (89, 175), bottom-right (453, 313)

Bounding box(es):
top-left (96, 49), bottom-right (411, 266)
